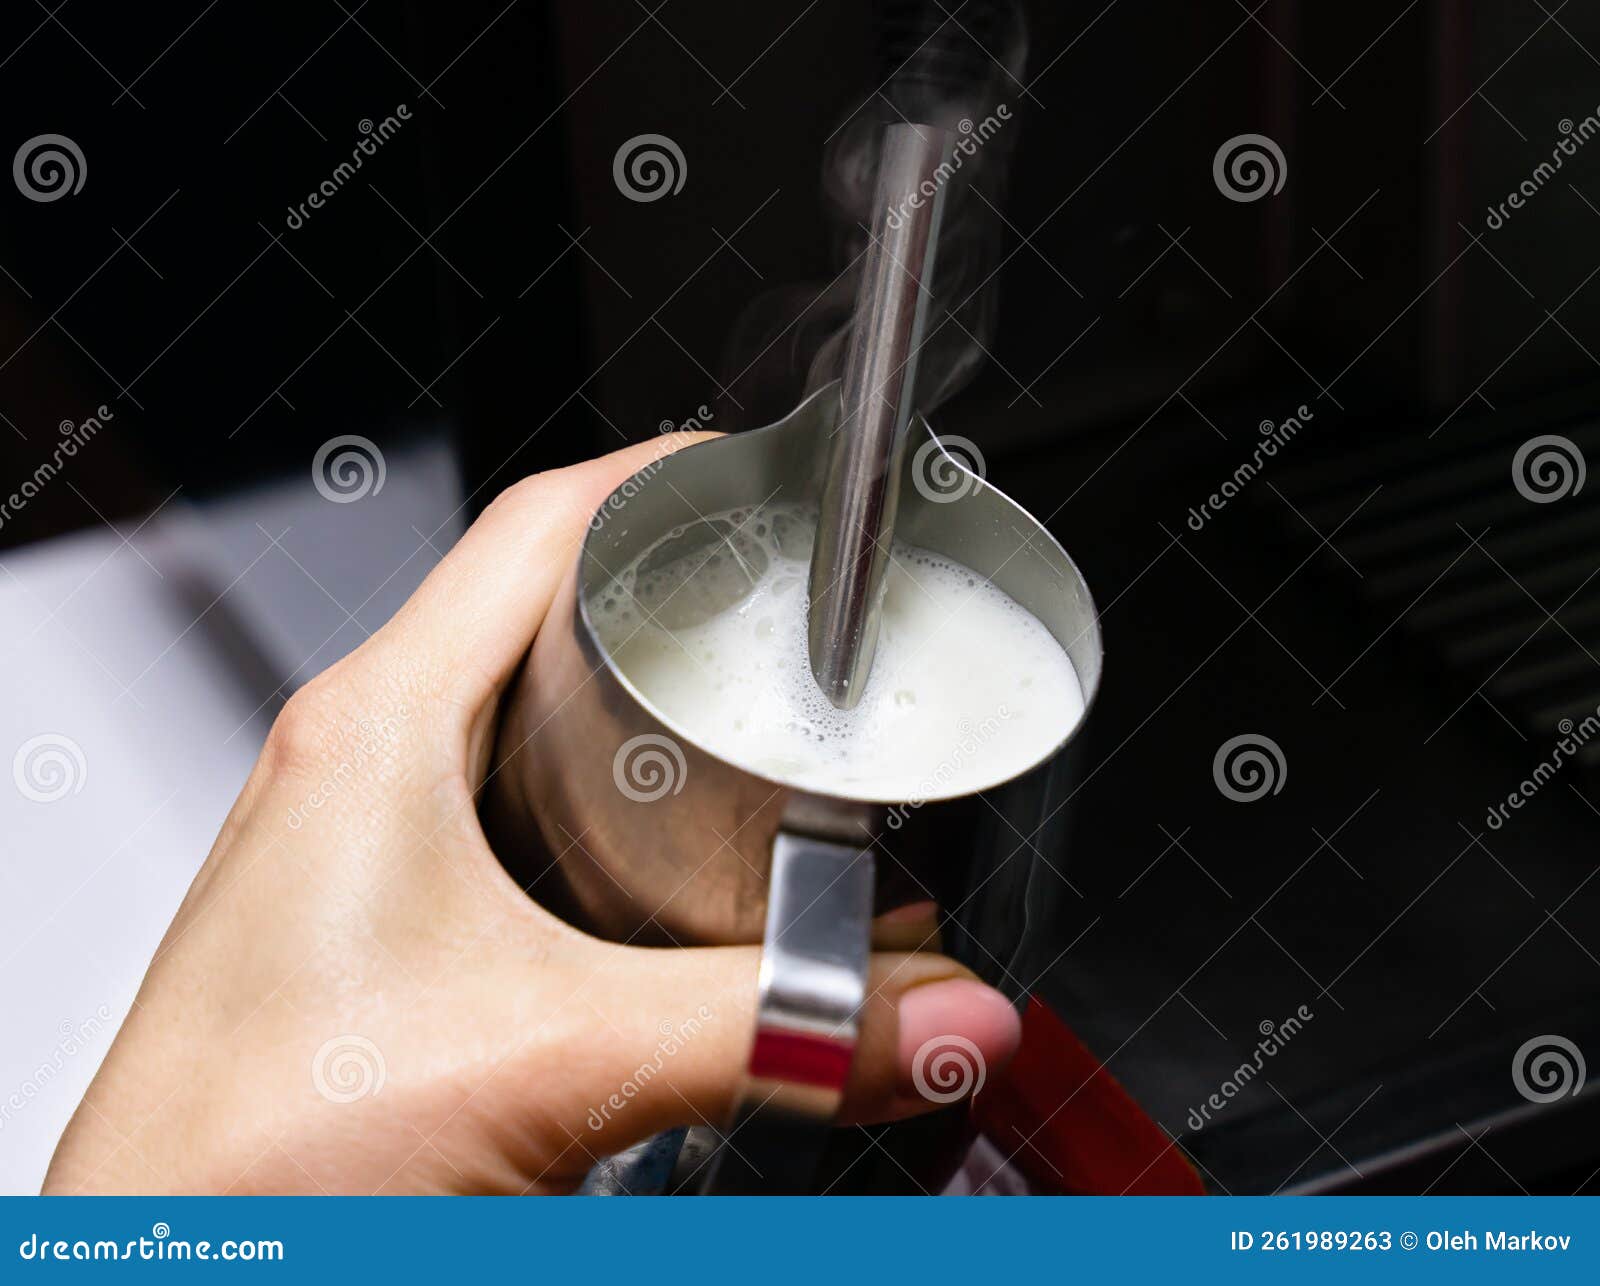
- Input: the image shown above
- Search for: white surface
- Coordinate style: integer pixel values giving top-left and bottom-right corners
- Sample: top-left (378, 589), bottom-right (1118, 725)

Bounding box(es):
top-left (0, 439), bottom-right (463, 1193)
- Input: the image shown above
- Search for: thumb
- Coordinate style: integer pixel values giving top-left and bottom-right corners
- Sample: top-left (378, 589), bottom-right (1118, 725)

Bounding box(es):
top-left (573, 940), bottom-right (1023, 1159)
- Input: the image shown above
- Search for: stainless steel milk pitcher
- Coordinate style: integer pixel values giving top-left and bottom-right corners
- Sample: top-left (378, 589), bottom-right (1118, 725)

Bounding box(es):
top-left (483, 382), bottom-right (1102, 1191)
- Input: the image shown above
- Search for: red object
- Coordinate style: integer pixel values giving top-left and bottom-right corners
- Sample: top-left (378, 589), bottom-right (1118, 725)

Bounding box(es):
top-left (973, 995), bottom-right (1206, 1195)
top-left (747, 1028), bottom-right (854, 1089)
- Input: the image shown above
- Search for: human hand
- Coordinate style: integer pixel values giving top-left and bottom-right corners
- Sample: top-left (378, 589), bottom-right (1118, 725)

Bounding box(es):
top-left (44, 435), bottom-right (1022, 1195)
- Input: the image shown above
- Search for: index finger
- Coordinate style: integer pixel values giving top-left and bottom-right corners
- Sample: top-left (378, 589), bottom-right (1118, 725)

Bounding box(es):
top-left (356, 431), bottom-right (721, 712)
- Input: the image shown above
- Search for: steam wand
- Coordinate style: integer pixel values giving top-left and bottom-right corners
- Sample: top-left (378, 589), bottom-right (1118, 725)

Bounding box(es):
top-left (806, 122), bottom-right (953, 709)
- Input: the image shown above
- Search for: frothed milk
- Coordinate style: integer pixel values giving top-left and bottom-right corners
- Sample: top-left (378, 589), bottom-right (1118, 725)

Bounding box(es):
top-left (588, 503), bottom-right (1085, 801)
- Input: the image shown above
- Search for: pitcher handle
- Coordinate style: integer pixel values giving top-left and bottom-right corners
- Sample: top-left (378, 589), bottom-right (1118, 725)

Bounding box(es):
top-left (686, 831), bottom-right (874, 1193)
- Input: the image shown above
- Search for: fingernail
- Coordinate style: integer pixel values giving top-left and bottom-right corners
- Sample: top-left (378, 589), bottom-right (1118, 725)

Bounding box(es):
top-left (896, 978), bottom-right (1023, 1100)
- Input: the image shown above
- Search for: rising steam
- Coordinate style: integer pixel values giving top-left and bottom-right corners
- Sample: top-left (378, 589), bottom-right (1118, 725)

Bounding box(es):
top-left (719, 1), bottom-right (1028, 424)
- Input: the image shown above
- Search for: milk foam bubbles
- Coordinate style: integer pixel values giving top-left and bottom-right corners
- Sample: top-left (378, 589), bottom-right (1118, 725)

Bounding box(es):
top-left (588, 503), bottom-right (1085, 801)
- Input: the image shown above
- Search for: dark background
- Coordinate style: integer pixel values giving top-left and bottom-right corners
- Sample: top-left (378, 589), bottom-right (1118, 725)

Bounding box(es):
top-left (2, 0), bottom-right (1599, 1194)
